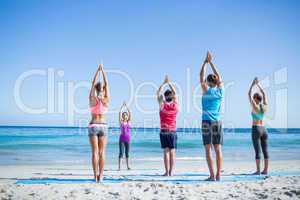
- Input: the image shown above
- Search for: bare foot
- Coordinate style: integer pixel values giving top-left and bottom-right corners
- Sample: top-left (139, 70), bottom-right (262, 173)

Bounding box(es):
top-left (216, 174), bottom-right (221, 181)
top-left (204, 176), bottom-right (215, 181)
top-left (261, 170), bottom-right (268, 175)
top-left (127, 167), bottom-right (131, 170)
top-left (96, 175), bottom-right (100, 182)
top-left (169, 171), bottom-right (174, 176)
top-left (99, 176), bottom-right (103, 183)
top-left (162, 172), bottom-right (168, 176)
top-left (252, 171), bottom-right (261, 175)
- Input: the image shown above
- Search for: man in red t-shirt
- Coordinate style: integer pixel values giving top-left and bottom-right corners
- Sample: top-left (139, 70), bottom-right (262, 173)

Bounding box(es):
top-left (157, 75), bottom-right (178, 176)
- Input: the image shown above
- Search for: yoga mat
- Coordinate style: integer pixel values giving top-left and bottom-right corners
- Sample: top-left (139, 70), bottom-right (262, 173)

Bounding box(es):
top-left (16, 177), bottom-right (128, 185)
top-left (15, 172), bottom-right (299, 185)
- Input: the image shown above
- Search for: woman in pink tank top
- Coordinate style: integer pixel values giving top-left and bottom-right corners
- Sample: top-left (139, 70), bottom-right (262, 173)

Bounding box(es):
top-left (88, 63), bottom-right (110, 183)
top-left (118, 102), bottom-right (132, 170)
top-left (157, 75), bottom-right (178, 176)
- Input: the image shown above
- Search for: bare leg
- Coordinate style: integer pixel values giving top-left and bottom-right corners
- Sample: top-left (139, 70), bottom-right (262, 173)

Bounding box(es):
top-left (118, 141), bottom-right (122, 171)
top-left (253, 159), bottom-right (261, 175)
top-left (261, 134), bottom-right (269, 175)
top-left (205, 144), bottom-right (215, 180)
top-left (214, 144), bottom-right (222, 181)
top-left (118, 157), bottom-right (121, 171)
top-left (126, 158), bottom-right (131, 170)
top-left (169, 149), bottom-right (175, 176)
top-left (98, 136), bottom-right (107, 182)
top-left (125, 142), bottom-right (130, 170)
top-left (89, 136), bottom-right (99, 182)
top-left (261, 159), bottom-right (268, 174)
top-left (163, 148), bottom-right (170, 176)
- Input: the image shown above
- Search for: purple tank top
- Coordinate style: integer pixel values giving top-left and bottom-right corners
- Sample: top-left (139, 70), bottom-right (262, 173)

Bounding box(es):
top-left (119, 122), bottom-right (131, 143)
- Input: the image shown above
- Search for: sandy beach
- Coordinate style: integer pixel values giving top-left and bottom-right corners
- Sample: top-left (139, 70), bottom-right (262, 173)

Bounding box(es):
top-left (1, 0), bottom-right (299, 199)
top-left (0, 160), bottom-right (299, 200)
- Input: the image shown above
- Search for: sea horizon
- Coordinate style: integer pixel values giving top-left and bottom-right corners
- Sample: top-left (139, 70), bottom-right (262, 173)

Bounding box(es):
top-left (1, 126), bottom-right (299, 166)
top-left (0, 125), bottom-right (299, 130)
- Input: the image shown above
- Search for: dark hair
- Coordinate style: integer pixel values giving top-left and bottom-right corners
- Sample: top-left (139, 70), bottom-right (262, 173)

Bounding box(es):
top-left (164, 89), bottom-right (173, 102)
top-left (122, 112), bottom-right (128, 118)
top-left (95, 82), bottom-right (102, 94)
top-left (207, 74), bottom-right (217, 85)
top-left (253, 93), bottom-right (264, 113)
top-left (253, 93), bottom-right (262, 102)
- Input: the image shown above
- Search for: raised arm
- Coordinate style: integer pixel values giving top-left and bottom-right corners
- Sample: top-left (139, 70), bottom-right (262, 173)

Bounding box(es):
top-left (206, 51), bottom-right (222, 87)
top-left (248, 77), bottom-right (260, 112)
top-left (166, 77), bottom-right (177, 102)
top-left (100, 65), bottom-right (110, 103)
top-left (248, 78), bottom-right (256, 103)
top-left (125, 103), bottom-right (131, 122)
top-left (157, 76), bottom-right (168, 106)
top-left (200, 55), bottom-right (208, 92)
top-left (89, 65), bottom-right (101, 99)
top-left (119, 103), bottom-right (125, 125)
top-left (257, 82), bottom-right (268, 106)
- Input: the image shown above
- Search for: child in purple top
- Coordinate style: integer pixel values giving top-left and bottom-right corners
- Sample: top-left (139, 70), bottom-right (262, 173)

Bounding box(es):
top-left (118, 102), bottom-right (131, 170)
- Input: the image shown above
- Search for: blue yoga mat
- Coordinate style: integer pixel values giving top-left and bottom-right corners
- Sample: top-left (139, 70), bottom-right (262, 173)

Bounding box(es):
top-left (15, 172), bottom-right (299, 185)
top-left (16, 177), bottom-right (128, 184)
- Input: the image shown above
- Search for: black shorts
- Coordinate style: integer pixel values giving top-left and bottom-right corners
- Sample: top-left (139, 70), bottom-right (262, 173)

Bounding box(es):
top-left (202, 120), bottom-right (223, 145)
top-left (160, 131), bottom-right (177, 149)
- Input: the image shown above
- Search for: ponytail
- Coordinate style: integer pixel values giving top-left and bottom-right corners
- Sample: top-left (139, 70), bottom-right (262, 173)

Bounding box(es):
top-left (259, 103), bottom-right (264, 113)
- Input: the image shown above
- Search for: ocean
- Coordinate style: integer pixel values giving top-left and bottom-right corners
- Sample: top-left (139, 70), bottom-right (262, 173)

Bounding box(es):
top-left (0, 126), bottom-right (299, 166)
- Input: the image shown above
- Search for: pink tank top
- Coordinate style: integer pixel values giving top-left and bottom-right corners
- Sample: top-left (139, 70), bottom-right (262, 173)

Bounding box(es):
top-left (159, 101), bottom-right (178, 131)
top-left (90, 97), bottom-right (108, 115)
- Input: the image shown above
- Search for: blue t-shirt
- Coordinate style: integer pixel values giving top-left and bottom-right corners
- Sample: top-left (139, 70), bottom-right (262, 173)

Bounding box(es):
top-left (202, 87), bottom-right (224, 121)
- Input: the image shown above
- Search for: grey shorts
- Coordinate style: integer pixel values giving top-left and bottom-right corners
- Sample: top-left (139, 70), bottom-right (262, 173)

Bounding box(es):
top-left (88, 123), bottom-right (108, 137)
top-left (202, 120), bottom-right (223, 145)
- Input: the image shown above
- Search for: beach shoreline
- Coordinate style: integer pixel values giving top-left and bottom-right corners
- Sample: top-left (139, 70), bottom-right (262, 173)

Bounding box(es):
top-left (1, 126), bottom-right (299, 199)
top-left (0, 160), bottom-right (299, 199)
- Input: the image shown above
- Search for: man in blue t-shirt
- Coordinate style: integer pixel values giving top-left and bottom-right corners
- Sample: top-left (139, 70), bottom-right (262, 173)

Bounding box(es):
top-left (199, 51), bottom-right (224, 181)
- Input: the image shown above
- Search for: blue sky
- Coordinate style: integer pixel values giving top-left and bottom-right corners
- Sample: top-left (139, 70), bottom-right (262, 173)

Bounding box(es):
top-left (0, 0), bottom-right (299, 128)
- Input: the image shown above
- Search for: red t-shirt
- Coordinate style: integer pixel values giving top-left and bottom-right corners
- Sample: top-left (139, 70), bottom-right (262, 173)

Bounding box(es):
top-left (159, 101), bottom-right (178, 131)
